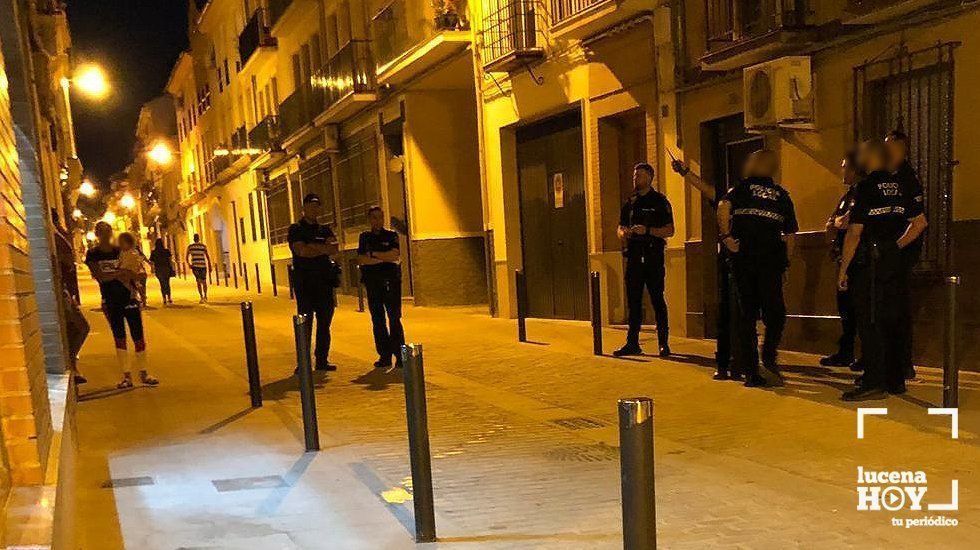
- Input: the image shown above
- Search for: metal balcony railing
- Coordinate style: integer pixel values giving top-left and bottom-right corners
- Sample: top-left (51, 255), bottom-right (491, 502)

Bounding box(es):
top-left (481, 0), bottom-right (540, 69)
top-left (313, 40), bottom-right (376, 109)
top-left (550, 0), bottom-right (608, 26)
top-left (248, 115), bottom-right (280, 151)
top-left (705, 0), bottom-right (807, 49)
top-left (238, 8), bottom-right (276, 64)
top-left (267, 0), bottom-right (294, 28)
top-left (231, 126), bottom-right (248, 151)
top-left (372, 0), bottom-right (414, 69)
top-left (277, 86), bottom-right (322, 140)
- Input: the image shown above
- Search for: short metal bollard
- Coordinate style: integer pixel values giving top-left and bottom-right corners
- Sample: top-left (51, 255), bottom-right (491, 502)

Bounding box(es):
top-left (243, 262), bottom-right (250, 291)
top-left (590, 271), bottom-right (603, 356)
top-left (208, 265), bottom-right (214, 285)
top-left (255, 263), bottom-right (262, 294)
top-left (619, 397), bottom-right (656, 550)
top-left (287, 265), bottom-right (295, 300)
top-left (401, 344), bottom-right (436, 543)
top-left (270, 264), bottom-right (278, 297)
top-left (515, 270), bottom-right (527, 343)
top-left (224, 268), bottom-right (230, 287)
top-left (293, 315), bottom-right (320, 451)
top-left (240, 302), bottom-right (262, 408)
top-left (943, 276), bottom-right (961, 408)
top-left (233, 264), bottom-right (239, 288)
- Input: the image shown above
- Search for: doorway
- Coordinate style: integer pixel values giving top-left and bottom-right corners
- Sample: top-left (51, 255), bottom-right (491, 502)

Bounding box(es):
top-left (699, 114), bottom-right (764, 338)
top-left (517, 110), bottom-right (589, 321)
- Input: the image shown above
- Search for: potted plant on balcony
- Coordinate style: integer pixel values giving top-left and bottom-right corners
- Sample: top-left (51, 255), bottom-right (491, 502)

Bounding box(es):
top-left (433, 0), bottom-right (466, 31)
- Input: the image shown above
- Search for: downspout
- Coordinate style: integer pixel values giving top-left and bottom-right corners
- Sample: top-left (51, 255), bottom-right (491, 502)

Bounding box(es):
top-left (469, 1), bottom-right (497, 316)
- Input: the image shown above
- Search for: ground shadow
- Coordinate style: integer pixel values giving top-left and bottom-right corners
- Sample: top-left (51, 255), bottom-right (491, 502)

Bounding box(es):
top-left (260, 372), bottom-right (330, 401)
top-left (520, 340), bottom-right (550, 346)
top-left (352, 368), bottom-right (404, 391)
top-left (78, 385), bottom-right (136, 402)
top-left (662, 352), bottom-right (717, 370)
top-left (199, 407), bottom-right (257, 434)
top-left (600, 354), bottom-right (649, 363)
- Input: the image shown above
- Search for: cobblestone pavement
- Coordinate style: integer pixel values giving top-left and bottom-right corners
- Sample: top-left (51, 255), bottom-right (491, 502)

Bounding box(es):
top-left (71, 276), bottom-right (980, 549)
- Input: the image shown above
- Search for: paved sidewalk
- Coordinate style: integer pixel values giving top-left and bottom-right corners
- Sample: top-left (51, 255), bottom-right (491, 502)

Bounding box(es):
top-left (71, 275), bottom-right (980, 549)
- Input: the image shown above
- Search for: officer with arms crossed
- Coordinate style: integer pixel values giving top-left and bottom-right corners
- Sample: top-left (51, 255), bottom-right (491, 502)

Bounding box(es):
top-left (718, 150), bottom-right (798, 387)
top-left (613, 162), bottom-right (674, 358)
top-left (358, 206), bottom-right (406, 369)
top-left (838, 140), bottom-right (928, 401)
top-left (288, 193), bottom-right (340, 373)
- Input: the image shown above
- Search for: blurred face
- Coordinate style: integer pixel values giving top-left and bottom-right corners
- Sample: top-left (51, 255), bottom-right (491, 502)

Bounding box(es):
top-left (95, 224), bottom-right (113, 245)
top-left (368, 209), bottom-right (384, 230)
top-left (859, 143), bottom-right (886, 172)
top-left (743, 151), bottom-right (777, 179)
top-left (841, 158), bottom-right (857, 186)
top-left (119, 237), bottom-right (133, 251)
top-left (632, 168), bottom-right (652, 192)
top-left (303, 201), bottom-right (322, 220)
top-left (885, 138), bottom-right (906, 170)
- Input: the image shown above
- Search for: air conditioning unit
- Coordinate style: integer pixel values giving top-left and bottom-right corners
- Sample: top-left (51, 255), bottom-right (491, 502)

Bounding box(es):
top-left (744, 56), bottom-right (814, 131)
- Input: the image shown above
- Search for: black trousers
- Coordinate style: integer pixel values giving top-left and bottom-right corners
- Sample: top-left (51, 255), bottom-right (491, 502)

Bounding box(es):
top-left (731, 259), bottom-right (786, 375)
top-left (625, 253), bottom-right (668, 347)
top-left (295, 278), bottom-right (336, 365)
top-left (851, 244), bottom-right (905, 391)
top-left (716, 253), bottom-right (736, 373)
top-left (835, 287), bottom-right (858, 359)
top-left (897, 250), bottom-right (918, 379)
top-left (157, 275), bottom-right (172, 300)
top-left (105, 302), bottom-right (145, 351)
top-left (365, 277), bottom-right (405, 362)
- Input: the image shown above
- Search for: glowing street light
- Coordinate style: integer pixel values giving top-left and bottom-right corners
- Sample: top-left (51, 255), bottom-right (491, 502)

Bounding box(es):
top-left (72, 208), bottom-right (83, 219)
top-left (119, 192), bottom-right (137, 210)
top-left (79, 179), bottom-right (97, 197)
top-left (72, 64), bottom-right (110, 99)
top-left (102, 211), bottom-right (117, 224)
top-left (85, 231), bottom-right (96, 242)
top-left (147, 140), bottom-right (174, 166)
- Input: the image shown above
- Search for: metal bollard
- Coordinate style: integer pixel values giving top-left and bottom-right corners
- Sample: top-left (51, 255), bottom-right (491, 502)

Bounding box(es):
top-left (208, 264), bottom-right (214, 285)
top-left (515, 270), bottom-right (527, 343)
top-left (356, 267), bottom-right (365, 312)
top-left (619, 397), bottom-right (656, 550)
top-left (287, 264), bottom-right (295, 300)
top-left (590, 271), bottom-right (603, 356)
top-left (243, 262), bottom-right (250, 291)
top-left (224, 268), bottom-right (229, 287)
top-left (270, 263), bottom-right (278, 297)
top-left (293, 315), bottom-right (320, 451)
top-left (233, 263), bottom-right (239, 288)
top-left (401, 344), bottom-right (436, 543)
top-left (240, 302), bottom-right (262, 408)
top-left (255, 263), bottom-right (262, 294)
top-left (943, 276), bottom-right (961, 408)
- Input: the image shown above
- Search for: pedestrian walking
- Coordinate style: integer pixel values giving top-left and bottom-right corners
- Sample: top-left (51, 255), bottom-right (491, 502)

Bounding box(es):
top-left (820, 152), bottom-right (863, 369)
top-left (718, 150), bottom-right (798, 388)
top-left (52, 210), bottom-right (80, 302)
top-left (885, 130), bottom-right (926, 381)
top-left (613, 163), bottom-right (674, 358)
top-left (357, 206), bottom-right (405, 369)
top-left (149, 238), bottom-right (176, 305)
top-left (838, 140), bottom-right (927, 401)
top-left (185, 234), bottom-right (211, 303)
top-left (84, 221), bottom-right (159, 389)
top-left (288, 193), bottom-right (340, 373)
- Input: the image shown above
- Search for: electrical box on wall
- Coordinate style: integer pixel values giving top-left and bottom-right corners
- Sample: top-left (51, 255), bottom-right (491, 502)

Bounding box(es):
top-left (744, 56), bottom-right (815, 131)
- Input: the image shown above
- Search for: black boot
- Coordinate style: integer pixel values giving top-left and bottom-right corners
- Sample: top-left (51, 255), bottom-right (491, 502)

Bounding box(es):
top-left (613, 343), bottom-right (643, 357)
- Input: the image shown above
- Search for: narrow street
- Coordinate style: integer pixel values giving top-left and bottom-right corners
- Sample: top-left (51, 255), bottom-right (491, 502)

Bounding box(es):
top-left (72, 276), bottom-right (980, 549)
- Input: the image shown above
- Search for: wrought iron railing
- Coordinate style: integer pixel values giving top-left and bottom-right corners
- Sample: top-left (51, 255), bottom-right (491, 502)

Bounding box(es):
top-left (231, 126), bottom-right (248, 151)
top-left (372, 0), bottom-right (415, 69)
top-left (704, 0), bottom-right (807, 49)
top-left (481, 0), bottom-right (539, 67)
top-left (549, 0), bottom-right (608, 26)
top-left (313, 40), bottom-right (376, 109)
top-left (247, 115), bottom-right (279, 151)
top-left (238, 8), bottom-right (276, 64)
top-left (277, 85), bottom-right (323, 140)
top-left (267, 0), bottom-right (294, 28)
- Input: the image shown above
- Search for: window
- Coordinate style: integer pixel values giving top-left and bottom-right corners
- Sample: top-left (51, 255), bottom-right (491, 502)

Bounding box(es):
top-left (257, 190), bottom-right (267, 239)
top-left (267, 177), bottom-right (291, 245)
top-left (337, 127), bottom-right (380, 230)
top-left (248, 192), bottom-right (258, 242)
top-left (855, 43), bottom-right (956, 273)
top-left (240, 217), bottom-right (247, 244)
top-left (299, 153), bottom-right (335, 226)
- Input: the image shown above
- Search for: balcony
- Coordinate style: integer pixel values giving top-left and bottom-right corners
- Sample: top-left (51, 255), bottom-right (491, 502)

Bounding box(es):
top-left (372, 0), bottom-right (472, 86)
top-left (238, 8), bottom-right (277, 67)
top-left (844, 0), bottom-right (941, 24)
top-left (481, 0), bottom-right (543, 72)
top-left (313, 40), bottom-right (378, 124)
top-left (267, 0), bottom-right (294, 29)
top-left (248, 115), bottom-right (280, 152)
top-left (549, 0), bottom-right (651, 40)
top-left (278, 86), bottom-right (323, 144)
top-left (231, 125), bottom-right (248, 151)
top-left (700, 0), bottom-right (811, 71)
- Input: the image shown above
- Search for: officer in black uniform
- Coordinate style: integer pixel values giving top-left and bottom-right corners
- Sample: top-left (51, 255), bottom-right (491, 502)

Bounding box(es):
top-left (838, 140), bottom-right (927, 401)
top-left (288, 193), bottom-right (340, 372)
top-left (718, 150), bottom-right (798, 387)
top-left (357, 206), bottom-right (405, 369)
top-left (613, 163), bottom-right (674, 358)
top-left (821, 152), bottom-right (862, 369)
top-left (885, 131), bottom-right (926, 381)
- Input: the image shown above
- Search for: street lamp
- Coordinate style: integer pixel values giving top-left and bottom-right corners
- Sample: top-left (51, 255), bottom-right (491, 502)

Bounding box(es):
top-left (120, 192), bottom-right (137, 210)
top-left (79, 179), bottom-right (97, 197)
top-left (102, 211), bottom-right (117, 224)
top-left (72, 208), bottom-right (83, 219)
top-left (147, 140), bottom-right (174, 167)
top-left (71, 64), bottom-right (110, 100)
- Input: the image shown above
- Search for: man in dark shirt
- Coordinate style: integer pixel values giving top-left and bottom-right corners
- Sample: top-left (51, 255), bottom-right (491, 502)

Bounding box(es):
top-left (613, 163), bottom-right (674, 358)
top-left (718, 150), bottom-right (798, 387)
top-left (838, 140), bottom-right (928, 401)
top-left (821, 152), bottom-right (862, 368)
top-left (357, 206), bottom-right (405, 368)
top-left (288, 193), bottom-right (340, 372)
top-left (885, 131), bottom-right (926, 381)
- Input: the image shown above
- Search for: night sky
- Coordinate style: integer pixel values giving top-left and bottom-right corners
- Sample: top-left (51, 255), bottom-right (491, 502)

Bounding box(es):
top-left (67, 0), bottom-right (189, 184)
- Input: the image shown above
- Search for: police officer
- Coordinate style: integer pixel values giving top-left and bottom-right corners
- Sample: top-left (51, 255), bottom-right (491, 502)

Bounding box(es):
top-left (613, 163), bottom-right (674, 358)
top-left (288, 193), bottom-right (340, 372)
top-left (357, 206), bottom-right (405, 369)
top-left (838, 140), bottom-right (927, 401)
top-left (885, 130), bottom-right (926, 381)
top-left (718, 150), bottom-right (798, 387)
top-left (820, 152), bottom-right (863, 369)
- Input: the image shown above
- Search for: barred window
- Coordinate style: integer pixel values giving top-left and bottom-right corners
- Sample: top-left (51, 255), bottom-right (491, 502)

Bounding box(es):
top-left (266, 176), bottom-right (291, 245)
top-left (336, 127), bottom-right (380, 231)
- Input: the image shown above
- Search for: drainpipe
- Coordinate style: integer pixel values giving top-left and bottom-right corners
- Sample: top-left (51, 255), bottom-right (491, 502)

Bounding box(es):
top-left (469, 0), bottom-right (497, 316)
